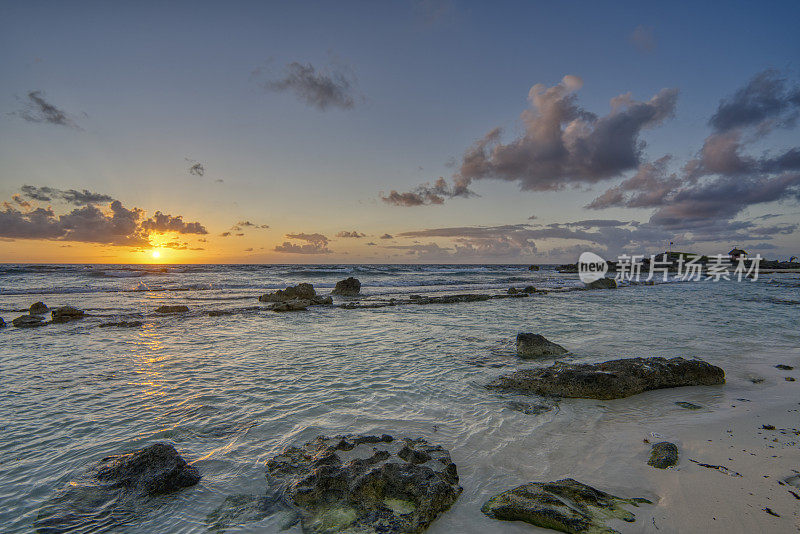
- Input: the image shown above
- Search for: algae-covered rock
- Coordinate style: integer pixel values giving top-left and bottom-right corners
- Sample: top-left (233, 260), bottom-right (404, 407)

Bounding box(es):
top-left (585, 277), bottom-right (618, 290)
top-left (488, 357), bottom-right (725, 400)
top-left (270, 298), bottom-right (311, 312)
top-left (516, 333), bottom-right (569, 359)
top-left (205, 494), bottom-right (278, 532)
top-left (331, 277), bottom-right (361, 297)
top-left (259, 283), bottom-right (316, 303)
top-left (35, 443), bottom-right (200, 532)
top-left (648, 442), bottom-right (678, 469)
top-left (266, 434), bottom-right (462, 533)
top-left (155, 305), bottom-right (189, 314)
top-left (30, 301), bottom-right (49, 314)
top-left (481, 478), bottom-right (652, 534)
top-left (12, 314), bottom-right (46, 328)
top-left (51, 306), bottom-right (85, 323)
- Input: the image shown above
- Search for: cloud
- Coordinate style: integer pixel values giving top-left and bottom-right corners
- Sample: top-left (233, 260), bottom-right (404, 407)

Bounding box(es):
top-left (380, 233), bottom-right (394, 239)
top-left (236, 220), bottom-right (269, 229)
top-left (381, 177), bottom-right (474, 206)
top-left (366, 242), bottom-right (377, 246)
top-left (336, 230), bottom-right (366, 238)
top-left (452, 76), bottom-right (678, 193)
top-left (629, 25), bottom-right (656, 53)
top-left (188, 162), bottom-right (205, 177)
top-left (20, 185), bottom-right (113, 206)
top-left (527, 214), bottom-right (537, 220)
top-left (708, 69), bottom-right (800, 132)
top-left (263, 61), bottom-right (360, 111)
top-left (140, 212), bottom-right (209, 234)
top-left (274, 232), bottom-right (332, 254)
top-left (586, 155), bottom-right (682, 209)
top-left (14, 91), bottom-right (80, 129)
top-left (244, 247), bottom-right (254, 252)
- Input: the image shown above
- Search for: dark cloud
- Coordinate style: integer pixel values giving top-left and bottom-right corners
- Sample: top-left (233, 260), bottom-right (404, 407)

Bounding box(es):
top-left (380, 177), bottom-right (473, 206)
top-left (709, 70), bottom-right (800, 132)
top-left (527, 214), bottom-right (538, 220)
top-left (274, 232), bottom-right (332, 254)
top-left (0, 206), bottom-right (65, 240)
top-left (366, 242), bottom-right (377, 246)
top-left (188, 162), bottom-right (205, 177)
top-left (141, 212), bottom-right (208, 235)
top-left (244, 247), bottom-right (254, 252)
top-left (20, 185), bottom-right (113, 206)
top-left (236, 220), bottom-right (269, 229)
top-left (380, 233), bottom-right (393, 239)
top-left (336, 230), bottom-right (366, 238)
top-left (586, 156), bottom-right (682, 209)
top-left (629, 25), bottom-right (656, 53)
top-left (14, 91), bottom-right (80, 129)
top-left (264, 61), bottom-right (360, 111)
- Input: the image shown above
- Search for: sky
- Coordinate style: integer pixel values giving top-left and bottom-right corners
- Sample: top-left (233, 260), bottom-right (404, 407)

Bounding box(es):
top-left (1, 0), bottom-right (799, 264)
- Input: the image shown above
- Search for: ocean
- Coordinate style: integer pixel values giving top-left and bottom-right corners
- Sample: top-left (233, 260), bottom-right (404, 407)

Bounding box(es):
top-left (1, 264), bottom-right (798, 533)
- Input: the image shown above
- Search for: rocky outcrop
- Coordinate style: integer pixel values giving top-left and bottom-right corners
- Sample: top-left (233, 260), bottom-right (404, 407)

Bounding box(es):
top-left (155, 305), bottom-right (189, 314)
top-left (508, 286), bottom-right (537, 295)
top-left (488, 357), bottom-right (725, 400)
top-left (259, 283), bottom-right (316, 303)
top-left (482, 478), bottom-right (652, 534)
top-left (648, 442), bottom-right (678, 469)
top-left (270, 299), bottom-right (312, 312)
top-left (266, 434), bottom-right (461, 533)
top-left (51, 306), bottom-right (85, 323)
top-left (30, 301), bottom-right (49, 314)
top-left (0, 317), bottom-right (5, 328)
top-left (516, 333), bottom-right (568, 358)
top-left (585, 277), bottom-right (617, 289)
top-left (332, 277), bottom-right (361, 296)
top-left (99, 321), bottom-right (143, 328)
top-left (35, 443), bottom-right (200, 532)
top-left (12, 314), bottom-right (46, 328)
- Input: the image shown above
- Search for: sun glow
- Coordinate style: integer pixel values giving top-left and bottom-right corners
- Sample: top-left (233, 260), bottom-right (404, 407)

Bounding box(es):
top-left (151, 250), bottom-right (161, 259)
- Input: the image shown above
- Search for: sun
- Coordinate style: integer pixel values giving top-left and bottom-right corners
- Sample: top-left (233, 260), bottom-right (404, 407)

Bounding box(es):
top-left (151, 250), bottom-right (161, 259)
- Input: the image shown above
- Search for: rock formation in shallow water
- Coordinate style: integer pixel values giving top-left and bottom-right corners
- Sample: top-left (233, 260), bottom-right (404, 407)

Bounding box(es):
top-left (516, 333), bottom-right (568, 359)
top-left (585, 277), bottom-right (617, 290)
top-left (332, 277), bottom-right (361, 296)
top-left (648, 442), bottom-right (678, 469)
top-left (12, 314), bottom-right (46, 327)
top-left (51, 306), bottom-right (85, 323)
top-left (0, 317), bottom-right (5, 327)
top-left (30, 301), bottom-right (49, 314)
top-left (99, 320), bottom-right (143, 328)
top-left (266, 434), bottom-right (462, 533)
top-left (35, 443), bottom-right (200, 533)
top-left (155, 305), bottom-right (189, 314)
top-left (488, 357), bottom-right (725, 400)
top-left (481, 478), bottom-right (652, 534)
top-left (259, 283), bottom-right (316, 303)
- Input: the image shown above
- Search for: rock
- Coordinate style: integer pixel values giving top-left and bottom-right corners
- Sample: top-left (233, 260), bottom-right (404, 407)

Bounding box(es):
top-left (508, 287), bottom-right (519, 295)
top-left (99, 321), bottom-right (143, 328)
top-left (585, 277), bottom-right (618, 289)
top-left (51, 306), bottom-right (85, 323)
top-left (208, 310), bottom-right (233, 317)
top-left (516, 333), bottom-right (569, 359)
top-left (0, 317), bottom-right (5, 328)
top-left (648, 442), bottom-right (678, 469)
top-left (675, 401), bottom-right (702, 410)
top-left (522, 285), bottom-right (536, 293)
top-left (12, 314), bottom-right (46, 328)
top-left (30, 301), bottom-right (49, 314)
top-left (331, 277), bottom-right (361, 296)
top-left (311, 295), bottom-right (333, 305)
top-left (488, 357), bottom-right (725, 400)
top-left (776, 364), bottom-right (794, 370)
top-left (35, 443), bottom-right (200, 532)
top-left (266, 434), bottom-right (461, 533)
top-left (259, 283), bottom-right (316, 303)
top-left (787, 377), bottom-right (796, 382)
top-left (481, 478), bottom-right (652, 534)
top-left (506, 401), bottom-right (554, 415)
top-left (409, 294), bottom-right (423, 300)
top-left (205, 494), bottom-right (275, 533)
top-left (270, 299), bottom-right (312, 312)
top-left (529, 265), bottom-right (540, 271)
top-left (155, 305), bottom-right (189, 314)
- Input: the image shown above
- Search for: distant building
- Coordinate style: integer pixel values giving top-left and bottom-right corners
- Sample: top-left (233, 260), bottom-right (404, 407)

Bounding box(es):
top-left (729, 248), bottom-right (747, 261)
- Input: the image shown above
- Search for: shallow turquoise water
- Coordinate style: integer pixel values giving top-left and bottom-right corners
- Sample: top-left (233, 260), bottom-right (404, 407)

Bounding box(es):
top-left (1, 265), bottom-right (798, 533)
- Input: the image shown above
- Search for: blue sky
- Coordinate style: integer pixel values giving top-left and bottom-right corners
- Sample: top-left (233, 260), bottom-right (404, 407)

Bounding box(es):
top-left (1, 0), bottom-right (799, 263)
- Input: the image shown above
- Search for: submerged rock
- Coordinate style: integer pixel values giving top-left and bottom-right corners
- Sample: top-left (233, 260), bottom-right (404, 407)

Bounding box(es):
top-left (482, 478), bottom-right (652, 534)
top-left (506, 400), bottom-right (555, 415)
top-left (155, 305), bottom-right (189, 314)
top-left (35, 443), bottom-right (200, 533)
top-left (30, 301), bottom-right (49, 314)
top-left (270, 299), bottom-right (312, 312)
top-left (312, 295), bottom-right (334, 305)
top-left (206, 494), bottom-right (276, 533)
top-left (51, 306), bottom-right (85, 323)
top-left (266, 434), bottom-right (461, 533)
top-left (332, 277), bottom-right (361, 296)
top-left (775, 364), bottom-right (794, 370)
top-left (516, 333), bottom-right (569, 359)
top-left (12, 314), bottom-right (46, 328)
top-left (585, 277), bottom-right (618, 290)
top-left (488, 357), bottom-right (725, 400)
top-left (648, 442), bottom-right (678, 469)
top-left (99, 321), bottom-right (143, 328)
top-left (675, 401), bottom-right (703, 410)
top-left (259, 283), bottom-right (316, 303)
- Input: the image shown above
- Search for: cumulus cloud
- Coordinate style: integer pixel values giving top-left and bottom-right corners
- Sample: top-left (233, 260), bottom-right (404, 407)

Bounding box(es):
top-left (381, 177), bottom-right (473, 206)
top-left (708, 69), bottom-right (800, 132)
top-left (380, 233), bottom-right (394, 239)
top-left (263, 61), bottom-right (360, 111)
top-left (336, 230), bottom-right (366, 238)
top-left (274, 232), bottom-right (332, 254)
top-left (20, 185), bottom-right (113, 206)
top-left (14, 91), bottom-right (81, 129)
top-left (141, 212), bottom-right (208, 234)
top-left (629, 25), bottom-right (656, 53)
